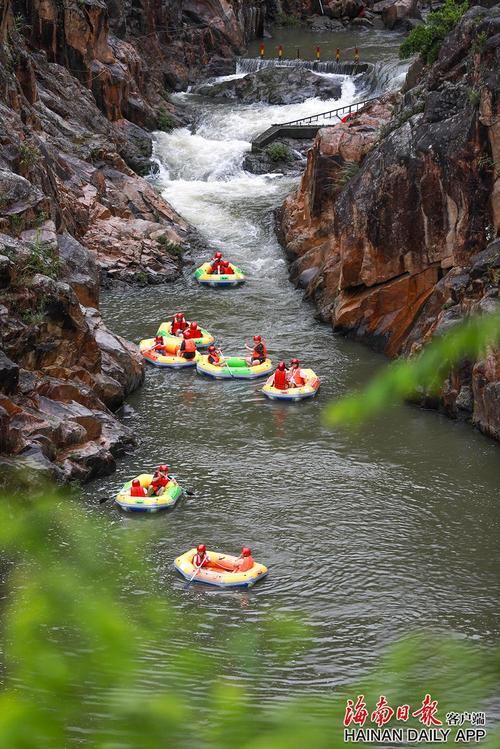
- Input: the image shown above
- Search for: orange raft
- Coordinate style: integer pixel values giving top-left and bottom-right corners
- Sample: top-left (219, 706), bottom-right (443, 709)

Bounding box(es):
top-left (174, 549), bottom-right (268, 588)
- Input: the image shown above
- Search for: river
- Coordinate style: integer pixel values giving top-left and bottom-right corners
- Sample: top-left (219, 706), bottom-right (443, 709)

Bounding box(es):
top-left (84, 28), bottom-right (500, 702)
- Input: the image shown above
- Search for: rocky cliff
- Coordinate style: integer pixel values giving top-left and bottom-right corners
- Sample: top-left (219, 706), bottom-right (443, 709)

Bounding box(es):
top-left (280, 4), bottom-right (500, 439)
top-left (0, 0), bottom-right (265, 480)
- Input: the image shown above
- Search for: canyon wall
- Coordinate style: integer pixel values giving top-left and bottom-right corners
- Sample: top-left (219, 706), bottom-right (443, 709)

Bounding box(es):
top-left (0, 0), bottom-right (265, 480)
top-left (280, 5), bottom-right (500, 439)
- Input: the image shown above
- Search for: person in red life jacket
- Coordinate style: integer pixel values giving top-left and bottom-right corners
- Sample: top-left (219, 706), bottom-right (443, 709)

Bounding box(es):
top-left (245, 335), bottom-right (267, 366)
top-left (207, 344), bottom-right (222, 366)
top-left (171, 312), bottom-right (188, 336)
top-left (148, 464), bottom-right (171, 496)
top-left (178, 333), bottom-right (197, 360)
top-left (130, 478), bottom-right (146, 497)
top-left (233, 547), bottom-right (254, 572)
top-left (192, 543), bottom-right (209, 569)
top-left (289, 358), bottom-right (306, 387)
top-left (183, 321), bottom-right (202, 339)
top-left (271, 360), bottom-right (288, 390)
top-left (209, 251), bottom-right (224, 275)
top-left (216, 547), bottom-right (255, 572)
top-left (220, 260), bottom-right (234, 275)
top-left (358, 5), bottom-right (365, 16)
top-left (152, 335), bottom-right (167, 355)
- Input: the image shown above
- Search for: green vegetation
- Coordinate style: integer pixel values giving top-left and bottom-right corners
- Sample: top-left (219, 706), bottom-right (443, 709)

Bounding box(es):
top-left (467, 86), bottom-right (481, 106)
top-left (18, 234), bottom-right (60, 282)
top-left (333, 160), bottom-right (360, 190)
top-left (0, 487), bottom-right (498, 748)
top-left (157, 106), bottom-right (177, 132)
top-left (20, 294), bottom-right (48, 325)
top-left (157, 234), bottom-right (184, 256)
top-left (19, 141), bottom-right (42, 169)
top-left (400, 0), bottom-right (469, 64)
top-left (325, 311), bottom-right (500, 427)
top-left (275, 12), bottom-right (301, 27)
top-left (471, 30), bottom-right (488, 54)
top-left (266, 142), bottom-right (293, 163)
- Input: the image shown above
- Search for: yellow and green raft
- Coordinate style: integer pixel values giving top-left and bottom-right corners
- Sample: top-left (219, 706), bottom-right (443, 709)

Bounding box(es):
top-left (174, 549), bottom-right (268, 588)
top-left (194, 262), bottom-right (245, 287)
top-left (116, 473), bottom-right (183, 513)
top-left (139, 338), bottom-right (199, 368)
top-left (156, 321), bottom-right (214, 348)
top-left (196, 355), bottom-right (272, 379)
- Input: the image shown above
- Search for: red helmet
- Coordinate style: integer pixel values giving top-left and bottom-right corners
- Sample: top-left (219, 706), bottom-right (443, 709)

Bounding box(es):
top-left (175, 312), bottom-right (183, 319)
top-left (241, 547), bottom-right (251, 557)
top-left (291, 358), bottom-right (300, 366)
top-left (278, 361), bottom-right (286, 370)
top-left (208, 345), bottom-right (215, 352)
top-left (132, 479), bottom-right (141, 487)
top-left (190, 321), bottom-right (197, 329)
top-left (155, 335), bottom-right (163, 343)
top-left (253, 335), bottom-right (261, 343)
top-left (158, 464), bottom-right (169, 473)
top-left (214, 251), bottom-right (223, 259)
top-left (197, 543), bottom-right (206, 553)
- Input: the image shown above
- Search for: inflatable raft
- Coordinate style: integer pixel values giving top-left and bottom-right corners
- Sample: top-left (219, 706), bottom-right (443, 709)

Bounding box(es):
top-left (156, 321), bottom-right (214, 348)
top-left (262, 369), bottom-right (320, 401)
top-left (196, 355), bottom-right (272, 379)
top-left (194, 262), bottom-right (245, 287)
top-left (116, 473), bottom-right (182, 513)
top-left (175, 549), bottom-right (268, 588)
top-left (139, 338), bottom-right (199, 368)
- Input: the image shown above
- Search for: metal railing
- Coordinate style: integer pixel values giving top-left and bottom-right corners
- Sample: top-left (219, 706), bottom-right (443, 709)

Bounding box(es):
top-left (276, 97), bottom-right (378, 128)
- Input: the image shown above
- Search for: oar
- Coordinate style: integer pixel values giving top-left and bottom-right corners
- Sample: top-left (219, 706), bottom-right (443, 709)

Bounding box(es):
top-left (184, 560), bottom-right (205, 589)
top-left (99, 496), bottom-right (112, 504)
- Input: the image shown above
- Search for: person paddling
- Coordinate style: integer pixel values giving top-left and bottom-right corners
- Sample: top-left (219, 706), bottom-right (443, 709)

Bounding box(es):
top-left (152, 335), bottom-right (167, 355)
top-left (245, 335), bottom-right (267, 366)
top-left (207, 344), bottom-right (223, 366)
top-left (209, 251), bottom-right (223, 274)
top-left (271, 360), bottom-right (288, 390)
top-left (220, 260), bottom-right (234, 275)
top-left (192, 544), bottom-right (209, 569)
top-left (148, 464), bottom-right (171, 496)
top-left (289, 358), bottom-right (306, 387)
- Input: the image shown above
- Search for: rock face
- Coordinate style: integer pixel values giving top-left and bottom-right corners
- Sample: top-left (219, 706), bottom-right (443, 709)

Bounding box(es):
top-left (373, 0), bottom-right (421, 30)
top-left (279, 6), bottom-right (500, 440)
top-left (0, 0), bottom-right (267, 480)
top-left (194, 66), bottom-right (342, 104)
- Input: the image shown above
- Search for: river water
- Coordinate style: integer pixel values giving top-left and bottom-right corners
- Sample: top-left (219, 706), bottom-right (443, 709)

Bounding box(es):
top-left (86, 29), bottom-right (500, 701)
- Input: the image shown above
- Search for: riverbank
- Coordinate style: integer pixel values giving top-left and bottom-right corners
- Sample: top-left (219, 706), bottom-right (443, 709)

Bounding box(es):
top-left (279, 4), bottom-right (500, 441)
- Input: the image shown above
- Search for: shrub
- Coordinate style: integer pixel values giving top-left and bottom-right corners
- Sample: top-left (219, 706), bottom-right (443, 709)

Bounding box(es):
top-left (266, 142), bottom-right (293, 163)
top-left (19, 141), bottom-right (42, 169)
top-left (400, 0), bottom-right (469, 65)
top-left (333, 160), bottom-right (360, 190)
top-left (156, 106), bottom-right (176, 132)
top-left (275, 12), bottom-right (300, 26)
top-left (19, 235), bottom-right (60, 282)
top-left (157, 234), bottom-right (184, 256)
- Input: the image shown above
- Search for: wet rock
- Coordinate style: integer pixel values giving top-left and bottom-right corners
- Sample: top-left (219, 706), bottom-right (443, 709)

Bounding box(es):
top-left (194, 67), bottom-right (342, 105)
top-left (280, 4), bottom-right (500, 441)
top-left (373, 0), bottom-right (421, 28)
top-left (0, 351), bottom-right (19, 394)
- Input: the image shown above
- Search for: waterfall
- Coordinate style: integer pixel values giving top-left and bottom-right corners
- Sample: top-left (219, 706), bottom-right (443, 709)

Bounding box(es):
top-left (236, 57), bottom-right (371, 75)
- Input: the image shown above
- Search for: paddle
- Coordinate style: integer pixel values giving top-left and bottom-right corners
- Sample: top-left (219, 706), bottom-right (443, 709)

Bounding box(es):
top-left (184, 559), bottom-right (206, 588)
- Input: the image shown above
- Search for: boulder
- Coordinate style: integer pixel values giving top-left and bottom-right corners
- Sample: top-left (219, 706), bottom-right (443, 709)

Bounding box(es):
top-left (0, 351), bottom-right (19, 394)
top-left (194, 67), bottom-right (343, 105)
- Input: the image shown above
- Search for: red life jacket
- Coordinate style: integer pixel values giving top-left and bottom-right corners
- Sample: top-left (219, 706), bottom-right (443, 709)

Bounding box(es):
top-left (193, 552), bottom-right (209, 568)
top-left (209, 261), bottom-right (222, 275)
top-left (208, 351), bottom-right (221, 365)
top-left (290, 367), bottom-right (306, 387)
top-left (172, 317), bottom-right (187, 334)
top-left (130, 484), bottom-right (145, 497)
top-left (222, 265), bottom-right (234, 275)
top-left (185, 326), bottom-right (202, 339)
top-left (151, 475), bottom-right (169, 494)
top-left (273, 368), bottom-right (288, 390)
top-left (253, 342), bottom-right (267, 362)
top-left (181, 338), bottom-right (196, 353)
top-left (236, 556), bottom-right (254, 572)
